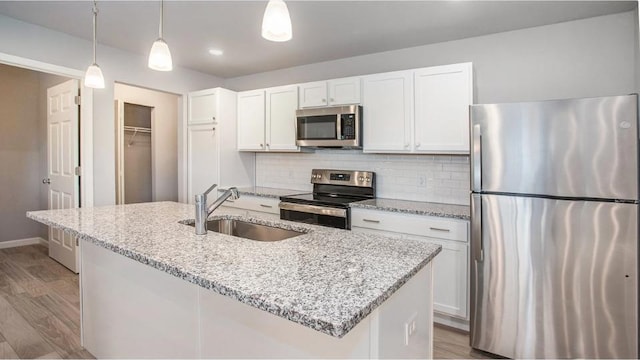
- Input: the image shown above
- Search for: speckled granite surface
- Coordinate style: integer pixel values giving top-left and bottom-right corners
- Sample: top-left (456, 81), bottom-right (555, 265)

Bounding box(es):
top-left (220, 186), bottom-right (309, 199)
top-left (27, 202), bottom-right (440, 338)
top-left (351, 198), bottom-right (470, 220)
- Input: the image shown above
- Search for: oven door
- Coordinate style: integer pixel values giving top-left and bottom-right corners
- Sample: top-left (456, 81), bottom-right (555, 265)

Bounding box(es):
top-left (279, 202), bottom-right (349, 229)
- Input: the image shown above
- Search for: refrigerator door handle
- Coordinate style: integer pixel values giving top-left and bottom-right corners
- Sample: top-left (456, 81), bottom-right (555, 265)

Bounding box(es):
top-left (471, 193), bottom-right (483, 262)
top-left (471, 124), bottom-right (482, 191)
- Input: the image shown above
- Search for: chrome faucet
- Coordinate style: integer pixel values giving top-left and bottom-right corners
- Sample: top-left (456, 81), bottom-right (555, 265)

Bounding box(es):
top-left (194, 184), bottom-right (240, 235)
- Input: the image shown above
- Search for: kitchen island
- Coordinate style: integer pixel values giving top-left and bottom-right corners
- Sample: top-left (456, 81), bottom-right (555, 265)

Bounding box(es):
top-left (27, 202), bottom-right (440, 358)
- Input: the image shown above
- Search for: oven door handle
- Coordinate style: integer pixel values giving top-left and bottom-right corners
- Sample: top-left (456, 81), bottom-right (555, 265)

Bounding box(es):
top-left (279, 202), bottom-right (347, 218)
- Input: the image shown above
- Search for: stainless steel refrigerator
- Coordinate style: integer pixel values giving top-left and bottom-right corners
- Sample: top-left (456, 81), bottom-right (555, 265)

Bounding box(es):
top-left (470, 94), bottom-right (638, 359)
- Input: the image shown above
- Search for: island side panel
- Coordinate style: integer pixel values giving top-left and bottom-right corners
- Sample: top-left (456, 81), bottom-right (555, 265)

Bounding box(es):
top-left (198, 287), bottom-right (372, 358)
top-left (81, 240), bottom-right (200, 358)
top-left (374, 262), bottom-right (433, 359)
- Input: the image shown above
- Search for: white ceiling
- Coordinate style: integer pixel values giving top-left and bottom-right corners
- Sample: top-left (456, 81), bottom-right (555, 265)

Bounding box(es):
top-left (0, 1), bottom-right (635, 78)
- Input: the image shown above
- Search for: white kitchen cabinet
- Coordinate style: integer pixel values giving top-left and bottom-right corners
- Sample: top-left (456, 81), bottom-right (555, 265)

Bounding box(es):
top-left (414, 63), bottom-right (473, 153)
top-left (188, 124), bottom-right (219, 199)
top-left (219, 193), bottom-right (280, 220)
top-left (362, 62), bottom-right (473, 154)
top-left (351, 207), bottom-right (469, 330)
top-left (188, 88), bottom-right (218, 125)
top-left (237, 86), bottom-right (301, 152)
top-left (237, 90), bottom-right (266, 151)
top-left (362, 71), bottom-right (413, 152)
top-left (299, 77), bottom-right (361, 108)
top-left (266, 85), bottom-right (299, 151)
top-left (187, 88), bottom-right (254, 203)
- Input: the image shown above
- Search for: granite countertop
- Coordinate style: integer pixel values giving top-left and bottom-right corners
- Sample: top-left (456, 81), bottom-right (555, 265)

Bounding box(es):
top-left (351, 198), bottom-right (470, 220)
top-left (220, 186), bottom-right (309, 199)
top-left (27, 202), bottom-right (440, 338)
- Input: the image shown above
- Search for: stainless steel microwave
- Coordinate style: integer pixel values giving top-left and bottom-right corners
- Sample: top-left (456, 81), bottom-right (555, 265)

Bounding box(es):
top-left (295, 105), bottom-right (362, 148)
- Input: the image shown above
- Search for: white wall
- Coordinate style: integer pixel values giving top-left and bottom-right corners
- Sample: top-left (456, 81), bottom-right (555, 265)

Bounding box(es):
top-left (225, 11), bottom-right (638, 101)
top-left (0, 14), bottom-right (223, 206)
top-left (115, 83), bottom-right (180, 203)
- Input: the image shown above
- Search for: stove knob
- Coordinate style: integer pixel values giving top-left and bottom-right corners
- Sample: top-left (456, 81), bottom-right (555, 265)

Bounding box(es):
top-left (358, 176), bottom-right (364, 182)
top-left (316, 174), bottom-right (322, 179)
top-left (365, 177), bottom-right (371, 182)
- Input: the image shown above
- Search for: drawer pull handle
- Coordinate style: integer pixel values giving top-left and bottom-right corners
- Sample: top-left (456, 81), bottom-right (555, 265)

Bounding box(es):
top-left (363, 219), bottom-right (380, 224)
top-left (260, 204), bottom-right (273, 208)
top-left (429, 227), bottom-right (450, 232)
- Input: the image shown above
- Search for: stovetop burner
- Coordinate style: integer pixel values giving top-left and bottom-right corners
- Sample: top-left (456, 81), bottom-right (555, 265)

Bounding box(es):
top-left (279, 192), bottom-right (365, 208)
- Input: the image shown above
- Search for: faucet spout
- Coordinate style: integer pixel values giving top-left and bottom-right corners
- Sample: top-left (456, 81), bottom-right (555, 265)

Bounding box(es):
top-left (194, 185), bottom-right (240, 235)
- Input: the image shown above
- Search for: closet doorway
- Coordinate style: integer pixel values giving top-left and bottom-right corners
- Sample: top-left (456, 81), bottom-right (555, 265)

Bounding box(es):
top-left (116, 102), bottom-right (153, 204)
top-left (114, 83), bottom-right (180, 205)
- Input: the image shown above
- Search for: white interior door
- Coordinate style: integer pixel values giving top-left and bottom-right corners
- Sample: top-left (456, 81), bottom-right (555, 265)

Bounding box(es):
top-left (47, 79), bottom-right (80, 273)
top-left (115, 100), bottom-right (125, 204)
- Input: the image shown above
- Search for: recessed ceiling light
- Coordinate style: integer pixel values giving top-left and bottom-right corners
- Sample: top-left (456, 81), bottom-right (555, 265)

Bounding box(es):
top-left (208, 49), bottom-right (224, 56)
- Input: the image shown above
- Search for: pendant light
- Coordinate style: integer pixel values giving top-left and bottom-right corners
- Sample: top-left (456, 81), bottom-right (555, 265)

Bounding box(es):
top-left (261, 0), bottom-right (293, 42)
top-left (84, 1), bottom-right (105, 89)
top-left (148, 0), bottom-right (173, 71)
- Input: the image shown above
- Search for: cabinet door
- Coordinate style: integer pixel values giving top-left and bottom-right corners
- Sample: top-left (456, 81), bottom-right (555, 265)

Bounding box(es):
top-left (362, 71), bottom-right (413, 152)
top-left (266, 85), bottom-right (299, 151)
top-left (237, 90), bottom-right (265, 151)
top-left (187, 125), bottom-right (218, 204)
top-left (414, 63), bottom-right (473, 153)
top-left (328, 77), bottom-right (361, 105)
top-left (408, 235), bottom-right (468, 319)
top-left (299, 81), bottom-right (327, 108)
top-left (189, 89), bottom-right (218, 125)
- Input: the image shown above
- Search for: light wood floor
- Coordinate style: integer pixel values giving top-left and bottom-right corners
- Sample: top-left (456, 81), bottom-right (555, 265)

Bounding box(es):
top-left (434, 324), bottom-right (499, 359)
top-left (0, 244), bottom-right (93, 359)
top-left (0, 244), bottom-right (495, 359)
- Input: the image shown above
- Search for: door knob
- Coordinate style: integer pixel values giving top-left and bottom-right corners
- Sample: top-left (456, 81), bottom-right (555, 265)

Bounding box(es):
top-left (42, 178), bottom-right (51, 184)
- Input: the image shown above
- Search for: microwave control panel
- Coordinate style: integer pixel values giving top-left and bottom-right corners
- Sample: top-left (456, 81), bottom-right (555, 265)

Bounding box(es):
top-left (340, 114), bottom-right (356, 140)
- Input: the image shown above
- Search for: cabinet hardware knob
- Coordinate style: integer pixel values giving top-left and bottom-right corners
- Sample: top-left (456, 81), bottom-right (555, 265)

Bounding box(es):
top-left (266, 143), bottom-right (270, 147)
top-left (416, 142), bottom-right (421, 148)
top-left (404, 143), bottom-right (409, 148)
top-left (363, 219), bottom-right (380, 224)
top-left (322, 98), bottom-right (326, 102)
top-left (330, 98), bottom-right (334, 102)
top-left (42, 178), bottom-right (51, 184)
top-left (212, 116), bottom-right (216, 120)
top-left (260, 144), bottom-right (264, 148)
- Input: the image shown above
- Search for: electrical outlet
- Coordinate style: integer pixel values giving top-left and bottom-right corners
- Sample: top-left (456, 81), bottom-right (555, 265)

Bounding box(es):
top-left (404, 312), bottom-right (418, 346)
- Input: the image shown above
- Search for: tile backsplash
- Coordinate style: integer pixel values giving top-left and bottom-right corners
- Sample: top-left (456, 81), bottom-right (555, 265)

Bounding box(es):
top-left (255, 151), bottom-right (470, 205)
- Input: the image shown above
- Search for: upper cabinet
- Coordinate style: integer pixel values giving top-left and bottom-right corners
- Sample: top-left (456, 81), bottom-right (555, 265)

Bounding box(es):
top-left (237, 86), bottom-right (301, 152)
top-left (187, 88), bottom-right (254, 203)
top-left (362, 71), bottom-right (413, 152)
top-left (414, 63), bottom-right (473, 153)
top-left (298, 77), bottom-right (361, 108)
top-left (188, 88), bottom-right (218, 125)
top-left (362, 62), bottom-right (473, 154)
top-left (237, 90), bottom-right (265, 151)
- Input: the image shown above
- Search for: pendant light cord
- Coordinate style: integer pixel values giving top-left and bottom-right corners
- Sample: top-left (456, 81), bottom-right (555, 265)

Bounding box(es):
top-left (92, 0), bottom-right (98, 64)
top-left (159, 0), bottom-right (164, 39)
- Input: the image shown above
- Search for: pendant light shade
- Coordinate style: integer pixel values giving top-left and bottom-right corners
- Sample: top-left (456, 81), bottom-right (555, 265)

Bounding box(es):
top-left (261, 0), bottom-right (292, 42)
top-left (148, 0), bottom-right (173, 71)
top-left (84, 1), bottom-right (105, 89)
top-left (84, 64), bottom-right (105, 89)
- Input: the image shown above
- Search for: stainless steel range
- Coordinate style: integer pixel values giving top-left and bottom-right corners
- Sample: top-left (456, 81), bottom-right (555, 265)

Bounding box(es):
top-left (279, 169), bottom-right (375, 229)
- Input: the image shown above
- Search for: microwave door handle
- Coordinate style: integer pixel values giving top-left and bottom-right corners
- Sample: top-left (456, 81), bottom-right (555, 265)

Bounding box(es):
top-left (336, 114), bottom-right (341, 140)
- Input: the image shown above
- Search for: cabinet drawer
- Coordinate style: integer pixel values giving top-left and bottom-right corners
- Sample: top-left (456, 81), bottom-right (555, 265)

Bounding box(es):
top-left (220, 194), bottom-right (280, 215)
top-left (351, 208), bottom-right (467, 242)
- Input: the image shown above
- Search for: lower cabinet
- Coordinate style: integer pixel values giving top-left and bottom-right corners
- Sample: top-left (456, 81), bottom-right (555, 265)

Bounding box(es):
top-left (218, 193), bottom-right (281, 220)
top-left (351, 208), bottom-right (469, 330)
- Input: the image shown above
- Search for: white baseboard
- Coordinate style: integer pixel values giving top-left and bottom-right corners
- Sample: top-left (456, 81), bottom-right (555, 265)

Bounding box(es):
top-left (434, 312), bottom-right (469, 332)
top-left (0, 237), bottom-right (48, 249)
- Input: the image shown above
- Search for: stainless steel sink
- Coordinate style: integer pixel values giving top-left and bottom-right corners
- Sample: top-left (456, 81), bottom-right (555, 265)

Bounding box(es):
top-left (186, 219), bottom-right (305, 241)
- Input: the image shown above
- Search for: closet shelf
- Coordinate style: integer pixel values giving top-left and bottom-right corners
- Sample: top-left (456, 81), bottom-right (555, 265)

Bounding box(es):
top-left (124, 126), bottom-right (151, 133)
